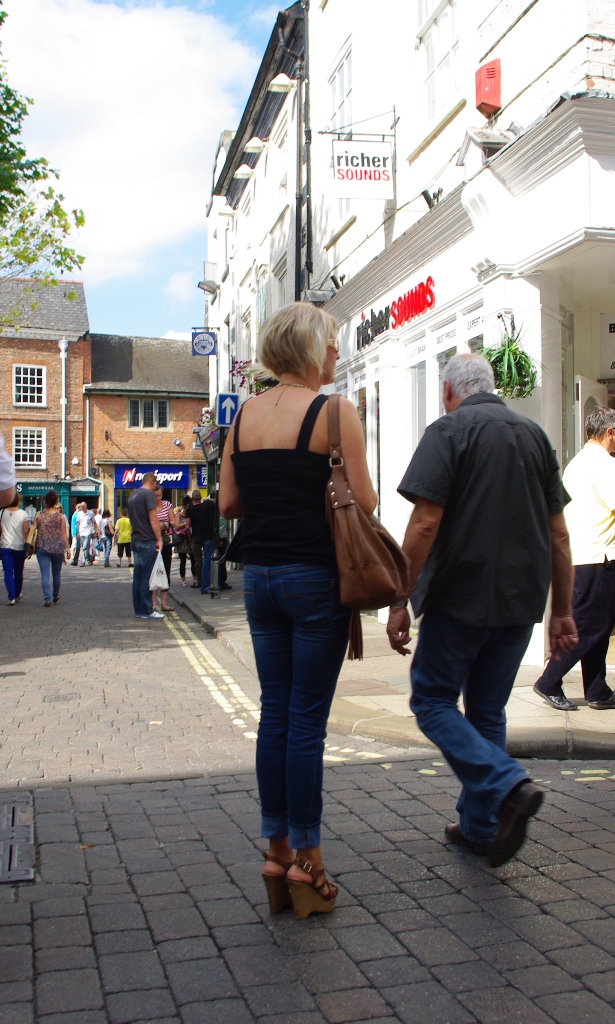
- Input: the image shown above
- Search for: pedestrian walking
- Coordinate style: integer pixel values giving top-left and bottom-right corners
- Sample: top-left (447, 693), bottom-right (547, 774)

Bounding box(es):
top-left (212, 492), bottom-right (232, 590)
top-left (185, 489), bottom-right (215, 593)
top-left (153, 486), bottom-right (177, 613)
top-left (387, 352), bottom-right (578, 867)
top-left (35, 491), bottom-right (71, 607)
top-left (127, 472), bottom-right (163, 619)
top-left (24, 499), bottom-right (37, 526)
top-left (220, 302), bottom-right (377, 917)
top-left (534, 406), bottom-right (615, 710)
top-left (0, 431), bottom-right (16, 507)
top-left (115, 508), bottom-right (132, 567)
top-left (99, 508), bottom-right (115, 568)
top-left (78, 506), bottom-right (97, 566)
top-left (70, 503), bottom-right (86, 565)
top-left (0, 492), bottom-right (29, 604)
top-left (174, 495), bottom-right (194, 587)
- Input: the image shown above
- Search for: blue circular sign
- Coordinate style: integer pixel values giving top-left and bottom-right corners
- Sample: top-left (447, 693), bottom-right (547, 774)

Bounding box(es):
top-left (192, 331), bottom-right (216, 355)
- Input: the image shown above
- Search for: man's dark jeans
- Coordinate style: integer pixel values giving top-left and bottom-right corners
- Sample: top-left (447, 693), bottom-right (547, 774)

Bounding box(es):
top-left (535, 561), bottom-right (615, 702)
top-left (132, 539), bottom-right (157, 617)
top-left (410, 608), bottom-right (533, 845)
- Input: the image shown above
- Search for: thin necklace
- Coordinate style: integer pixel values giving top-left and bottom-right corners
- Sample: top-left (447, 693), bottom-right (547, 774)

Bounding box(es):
top-left (274, 381), bottom-right (315, 405)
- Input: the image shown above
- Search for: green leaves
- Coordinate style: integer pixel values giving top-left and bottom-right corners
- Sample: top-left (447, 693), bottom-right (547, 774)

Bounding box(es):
top-left (483, 331), bottom-right (539, 400)
top-left (0, 6), bottom-right (84, 291)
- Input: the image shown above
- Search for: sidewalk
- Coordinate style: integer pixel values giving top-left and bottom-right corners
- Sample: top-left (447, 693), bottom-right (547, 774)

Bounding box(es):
top-left (171, 569), bottom-right (615, 759)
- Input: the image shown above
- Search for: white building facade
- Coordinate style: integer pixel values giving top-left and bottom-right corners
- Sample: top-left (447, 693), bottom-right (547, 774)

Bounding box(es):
top-left (207, 0), bottom-right (615, 663)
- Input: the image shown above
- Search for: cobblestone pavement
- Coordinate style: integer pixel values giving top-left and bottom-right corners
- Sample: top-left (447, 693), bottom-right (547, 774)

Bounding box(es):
top-left (3, 565), bottom-right (615, 1022)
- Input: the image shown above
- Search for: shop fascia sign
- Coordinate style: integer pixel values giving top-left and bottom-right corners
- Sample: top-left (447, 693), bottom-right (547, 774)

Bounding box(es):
top-left (114, 465), bottom-right (190, 488)
top-left (356, 275), bottom-right (435, 349)
top-left (333, 141), bottom-right (394, 200)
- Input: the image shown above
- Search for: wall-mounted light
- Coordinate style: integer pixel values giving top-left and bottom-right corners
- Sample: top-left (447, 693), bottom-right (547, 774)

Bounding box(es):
top-left (104, 430), bottom-right (111, 441)
top-left (173, 439), bottom-right (181, 447)
top-left (197, 279), bottom-right (218, 296)
top-left (421, 187), bottom-right (443, 209)
top-left (71, 457), bottom-right (80, 466)
top-left (268, 73), bottom-right (293, 93)
top-left (244, 137), bottom-right (264, 154)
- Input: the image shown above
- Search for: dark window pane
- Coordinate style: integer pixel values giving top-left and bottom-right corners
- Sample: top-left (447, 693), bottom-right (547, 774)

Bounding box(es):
top-left (129, 399), bottom-right (140, 427)
top-left (143, 400), bottom-right (154, 428)
top-left (157, 401), bottom-right (168, 428)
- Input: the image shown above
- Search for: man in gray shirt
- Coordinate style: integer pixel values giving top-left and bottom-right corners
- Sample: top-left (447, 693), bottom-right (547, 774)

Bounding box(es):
top-left (128, 472), bottom-right (162, 619)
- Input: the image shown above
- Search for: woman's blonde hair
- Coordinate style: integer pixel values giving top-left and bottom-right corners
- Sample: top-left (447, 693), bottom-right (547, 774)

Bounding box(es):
top-left (257, 302), bottom-right (336, 379)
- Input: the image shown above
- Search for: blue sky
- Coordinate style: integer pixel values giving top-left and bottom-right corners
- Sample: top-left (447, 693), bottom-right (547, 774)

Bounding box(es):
top-left (3, 0), bottom-right (280, 338)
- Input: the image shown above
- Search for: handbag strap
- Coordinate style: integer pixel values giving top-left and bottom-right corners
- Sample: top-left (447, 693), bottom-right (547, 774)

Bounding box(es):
top-left (327, 394), bottom-right (355, 510)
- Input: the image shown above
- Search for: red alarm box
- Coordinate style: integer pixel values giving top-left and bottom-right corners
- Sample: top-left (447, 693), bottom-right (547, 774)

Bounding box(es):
top-left (476, 59), bottom-right (501, 117)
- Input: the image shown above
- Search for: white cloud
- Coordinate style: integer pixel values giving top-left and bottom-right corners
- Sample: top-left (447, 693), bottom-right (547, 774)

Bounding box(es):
top-left (2, 0), bottom-right (258, 286)
top-left (162, 330), bottom-right (191, 340)
top-left (249, 4), bottom-right (279, 27)
top-left (165, 270), bottom-right (199, 305)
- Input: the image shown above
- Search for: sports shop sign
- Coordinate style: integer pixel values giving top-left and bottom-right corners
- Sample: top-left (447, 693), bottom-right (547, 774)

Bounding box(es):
top-left (114, 464), bottom-right (190, 489)
top-left (356, 275), bottom-right (435, 349)
top-left (332, 141), bottom-right (394, 200)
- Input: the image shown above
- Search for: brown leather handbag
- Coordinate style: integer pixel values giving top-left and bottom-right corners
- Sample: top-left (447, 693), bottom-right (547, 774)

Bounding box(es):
top-left (325, 394), bottom-right (411, 660)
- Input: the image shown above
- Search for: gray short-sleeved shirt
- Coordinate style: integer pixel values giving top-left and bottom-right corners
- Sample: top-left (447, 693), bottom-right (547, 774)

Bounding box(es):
top-left (398, 393), bottom-right (566, 627)
top-left (128, 487), bottom-right (157, 542)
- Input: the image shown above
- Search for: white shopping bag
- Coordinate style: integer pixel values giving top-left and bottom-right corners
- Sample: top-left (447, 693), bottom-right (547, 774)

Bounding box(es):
top-left (149, 551), bottom-right (169, 590)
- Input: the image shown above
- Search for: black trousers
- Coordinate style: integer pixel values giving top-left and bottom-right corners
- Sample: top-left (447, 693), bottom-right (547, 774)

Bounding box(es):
top-left (535, 561), bottom-right (615, 702)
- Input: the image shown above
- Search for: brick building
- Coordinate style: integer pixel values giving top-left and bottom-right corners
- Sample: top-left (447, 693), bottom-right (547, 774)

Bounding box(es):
top-left (0, 277), bottom-right (97, 514)
top-left (86, 333), bottom-right (209, 515)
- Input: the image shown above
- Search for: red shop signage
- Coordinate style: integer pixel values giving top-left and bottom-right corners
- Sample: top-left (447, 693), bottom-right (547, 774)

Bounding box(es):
top-left (391, 276), bottom-right (435, 329)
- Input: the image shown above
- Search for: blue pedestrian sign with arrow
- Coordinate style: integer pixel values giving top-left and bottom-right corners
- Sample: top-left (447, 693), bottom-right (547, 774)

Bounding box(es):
top-left (215, 392), bottom-right (239, 427)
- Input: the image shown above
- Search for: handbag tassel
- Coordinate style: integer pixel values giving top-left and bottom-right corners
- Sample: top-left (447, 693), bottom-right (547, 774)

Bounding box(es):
top-left (347, 609), bottom-right (363, 661)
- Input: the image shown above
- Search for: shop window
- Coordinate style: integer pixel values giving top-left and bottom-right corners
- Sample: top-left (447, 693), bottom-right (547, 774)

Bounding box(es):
top-left (13, 427), bottom-right (45, 466)
top-left (273, 257), bottom-right (287, 311)
top-left (410, 361), bottom-right (427, 452)
top-left (127, 398), bottom-right (170, 429)
top-left (437, 345), bottom-right (457, 415)
top-left (468, 335), bottom-right (483, 353)
top-left (418, 0), bottom-right (458, 123)
top-left (13, 365), bottom-right (46, 406)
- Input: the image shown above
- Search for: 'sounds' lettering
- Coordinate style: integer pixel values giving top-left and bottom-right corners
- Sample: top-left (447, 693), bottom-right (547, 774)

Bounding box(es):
top-left (336, 150), bottom-right (391, 183)
top-left (391, 276), bottom-right (435, 329)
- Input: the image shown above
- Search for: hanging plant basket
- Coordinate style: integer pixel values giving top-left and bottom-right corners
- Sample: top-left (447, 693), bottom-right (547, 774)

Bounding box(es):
top-left (483, 328), bottom-right (539, 400)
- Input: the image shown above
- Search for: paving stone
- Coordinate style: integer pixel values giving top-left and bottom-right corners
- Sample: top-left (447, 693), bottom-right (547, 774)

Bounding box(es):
top-left (477, 940), bottom-right (548, 971)
top-left (572, 917), bottom-right (615, 953)
top-left (89, 903), bottom-right (147, 932)
top-left (36, 945), bottom-right (96, 972)
top-left (382, 981), bottom-right (474, 1024)
top-left (145, 908), bottom-right (208, 943)
top-left (36, 969), bottom-right (103, 1014)
top-left (0, 948), bottom-right (32, 983)
top-left (131, 872), bottom-right (186, 897)
top-left (158, 937), bottom-right (218, 963)
top-left (257, 1015), bottom-right (326, 1024)
top-left (459, 986), bottom-right (555, 1022)
top-left (315, 989), bottom-right (394, 1023)
top-left (376, 908), bottom-right (437, 933)
top-left (361, 956), bottom-right (430, 987)
top-left (223, 946), bottom-right (298, 987)
top-left (0, 1004), bottom-right (34, 1024)
top-left (94, 930), bottom-right (154, 954)
top-left (548, 944), bottom-right (615, 975)
top-left (544, 900), bottom-right (609, 924)
top-left (503, 964), bottom-right (583, 997)
top-left (329, 924), bottom-right (406, 963)
top-left (536, 990), bottom-right (615, 1024)
top-left (243, 982), bottom-right (316, 1017)
top-left (199, 899), bottom-right (260, 927)
top-left (0, 981), bottom-right (32, 1003)
top-left (335, 871), bottom-right (397, 896)
top-left (296, 949), bottom-right (369, 994)
top-left (37, 1014), bottom-right (107, 1024)
top-left (583, 971), bottom-right (615, 1002)
top-left (141, 894), bottom-right (194, 913)
top-left (0, 926), bottom-right (30, 946)
top-left (106, 989), bottom-right (177, 1024)
top-left (180, 999), bottom-right (255, 1024)
top-left (444, 911), bottom-right (518, 948)
top-left (32, 898), bottom-right (86, 920)
top-left (167, 959), bottom-right (239, 1004)
top-left (510, 915), bottom-right (581, 952)
top-left (432, 960), bottom-right (507, 993)
top-left (100, 950), bottom-right (167, 993)
top-left (34, 915), bottom-right (92, 949)
top-left (397, 927), bottom-right (478, 966)
top-left (210, 924), bottom-right (274, 949)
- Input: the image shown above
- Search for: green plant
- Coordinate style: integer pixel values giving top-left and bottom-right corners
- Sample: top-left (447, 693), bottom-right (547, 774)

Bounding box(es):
top-left (483, 315), bottom-right (538, 399)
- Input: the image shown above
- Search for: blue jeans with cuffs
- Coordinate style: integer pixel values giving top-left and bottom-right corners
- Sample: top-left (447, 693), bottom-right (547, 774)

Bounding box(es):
top-left (244, 563), bottom-right (349, 849)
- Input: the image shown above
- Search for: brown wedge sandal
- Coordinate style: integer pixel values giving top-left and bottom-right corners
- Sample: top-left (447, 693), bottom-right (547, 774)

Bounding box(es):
top-left (286, 857), bottom-right (338, 919)
top-left (262, 852), bottom-right (293, 913)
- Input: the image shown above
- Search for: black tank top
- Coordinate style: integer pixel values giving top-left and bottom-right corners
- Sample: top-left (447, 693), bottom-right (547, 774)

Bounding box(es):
top-left (231, 394), bottom-right (336, 567)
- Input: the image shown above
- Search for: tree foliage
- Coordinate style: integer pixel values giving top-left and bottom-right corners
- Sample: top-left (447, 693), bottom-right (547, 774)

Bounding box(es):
top-left (0, 7), bottom-right (84, 286)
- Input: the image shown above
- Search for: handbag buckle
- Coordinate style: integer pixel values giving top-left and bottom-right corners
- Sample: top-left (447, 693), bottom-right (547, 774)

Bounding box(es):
top-left (329, 456), bottom-right (344, 467)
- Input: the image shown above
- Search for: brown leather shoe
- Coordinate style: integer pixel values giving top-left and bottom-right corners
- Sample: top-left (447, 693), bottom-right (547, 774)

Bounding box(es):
top-left (489, 780), bottom-right (544, 868)
top-left (444, 823), bottom-right (489, 857)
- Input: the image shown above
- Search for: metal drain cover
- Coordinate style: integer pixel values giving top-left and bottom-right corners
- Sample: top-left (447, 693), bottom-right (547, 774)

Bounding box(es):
top-left (0, 793), bottom-right (35, 882)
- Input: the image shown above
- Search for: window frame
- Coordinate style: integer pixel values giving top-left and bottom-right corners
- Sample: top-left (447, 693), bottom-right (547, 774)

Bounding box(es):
top-left (126, 397), bottom-right (171, 429)
top-left (418, 0), bottom-right (459, 124)
top-left (13, 427), bottom-right (46, 467)
top-left (329, 46), bottom-right (353, 219)
top-left (13, 364), bottom-right (47, 407)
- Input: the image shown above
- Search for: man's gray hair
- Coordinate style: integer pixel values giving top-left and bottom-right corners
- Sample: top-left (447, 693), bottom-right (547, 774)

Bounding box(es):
top-left (443, 352), bottom-right (495, 400)
top-left (585, 406), bottom-right (615, 441)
